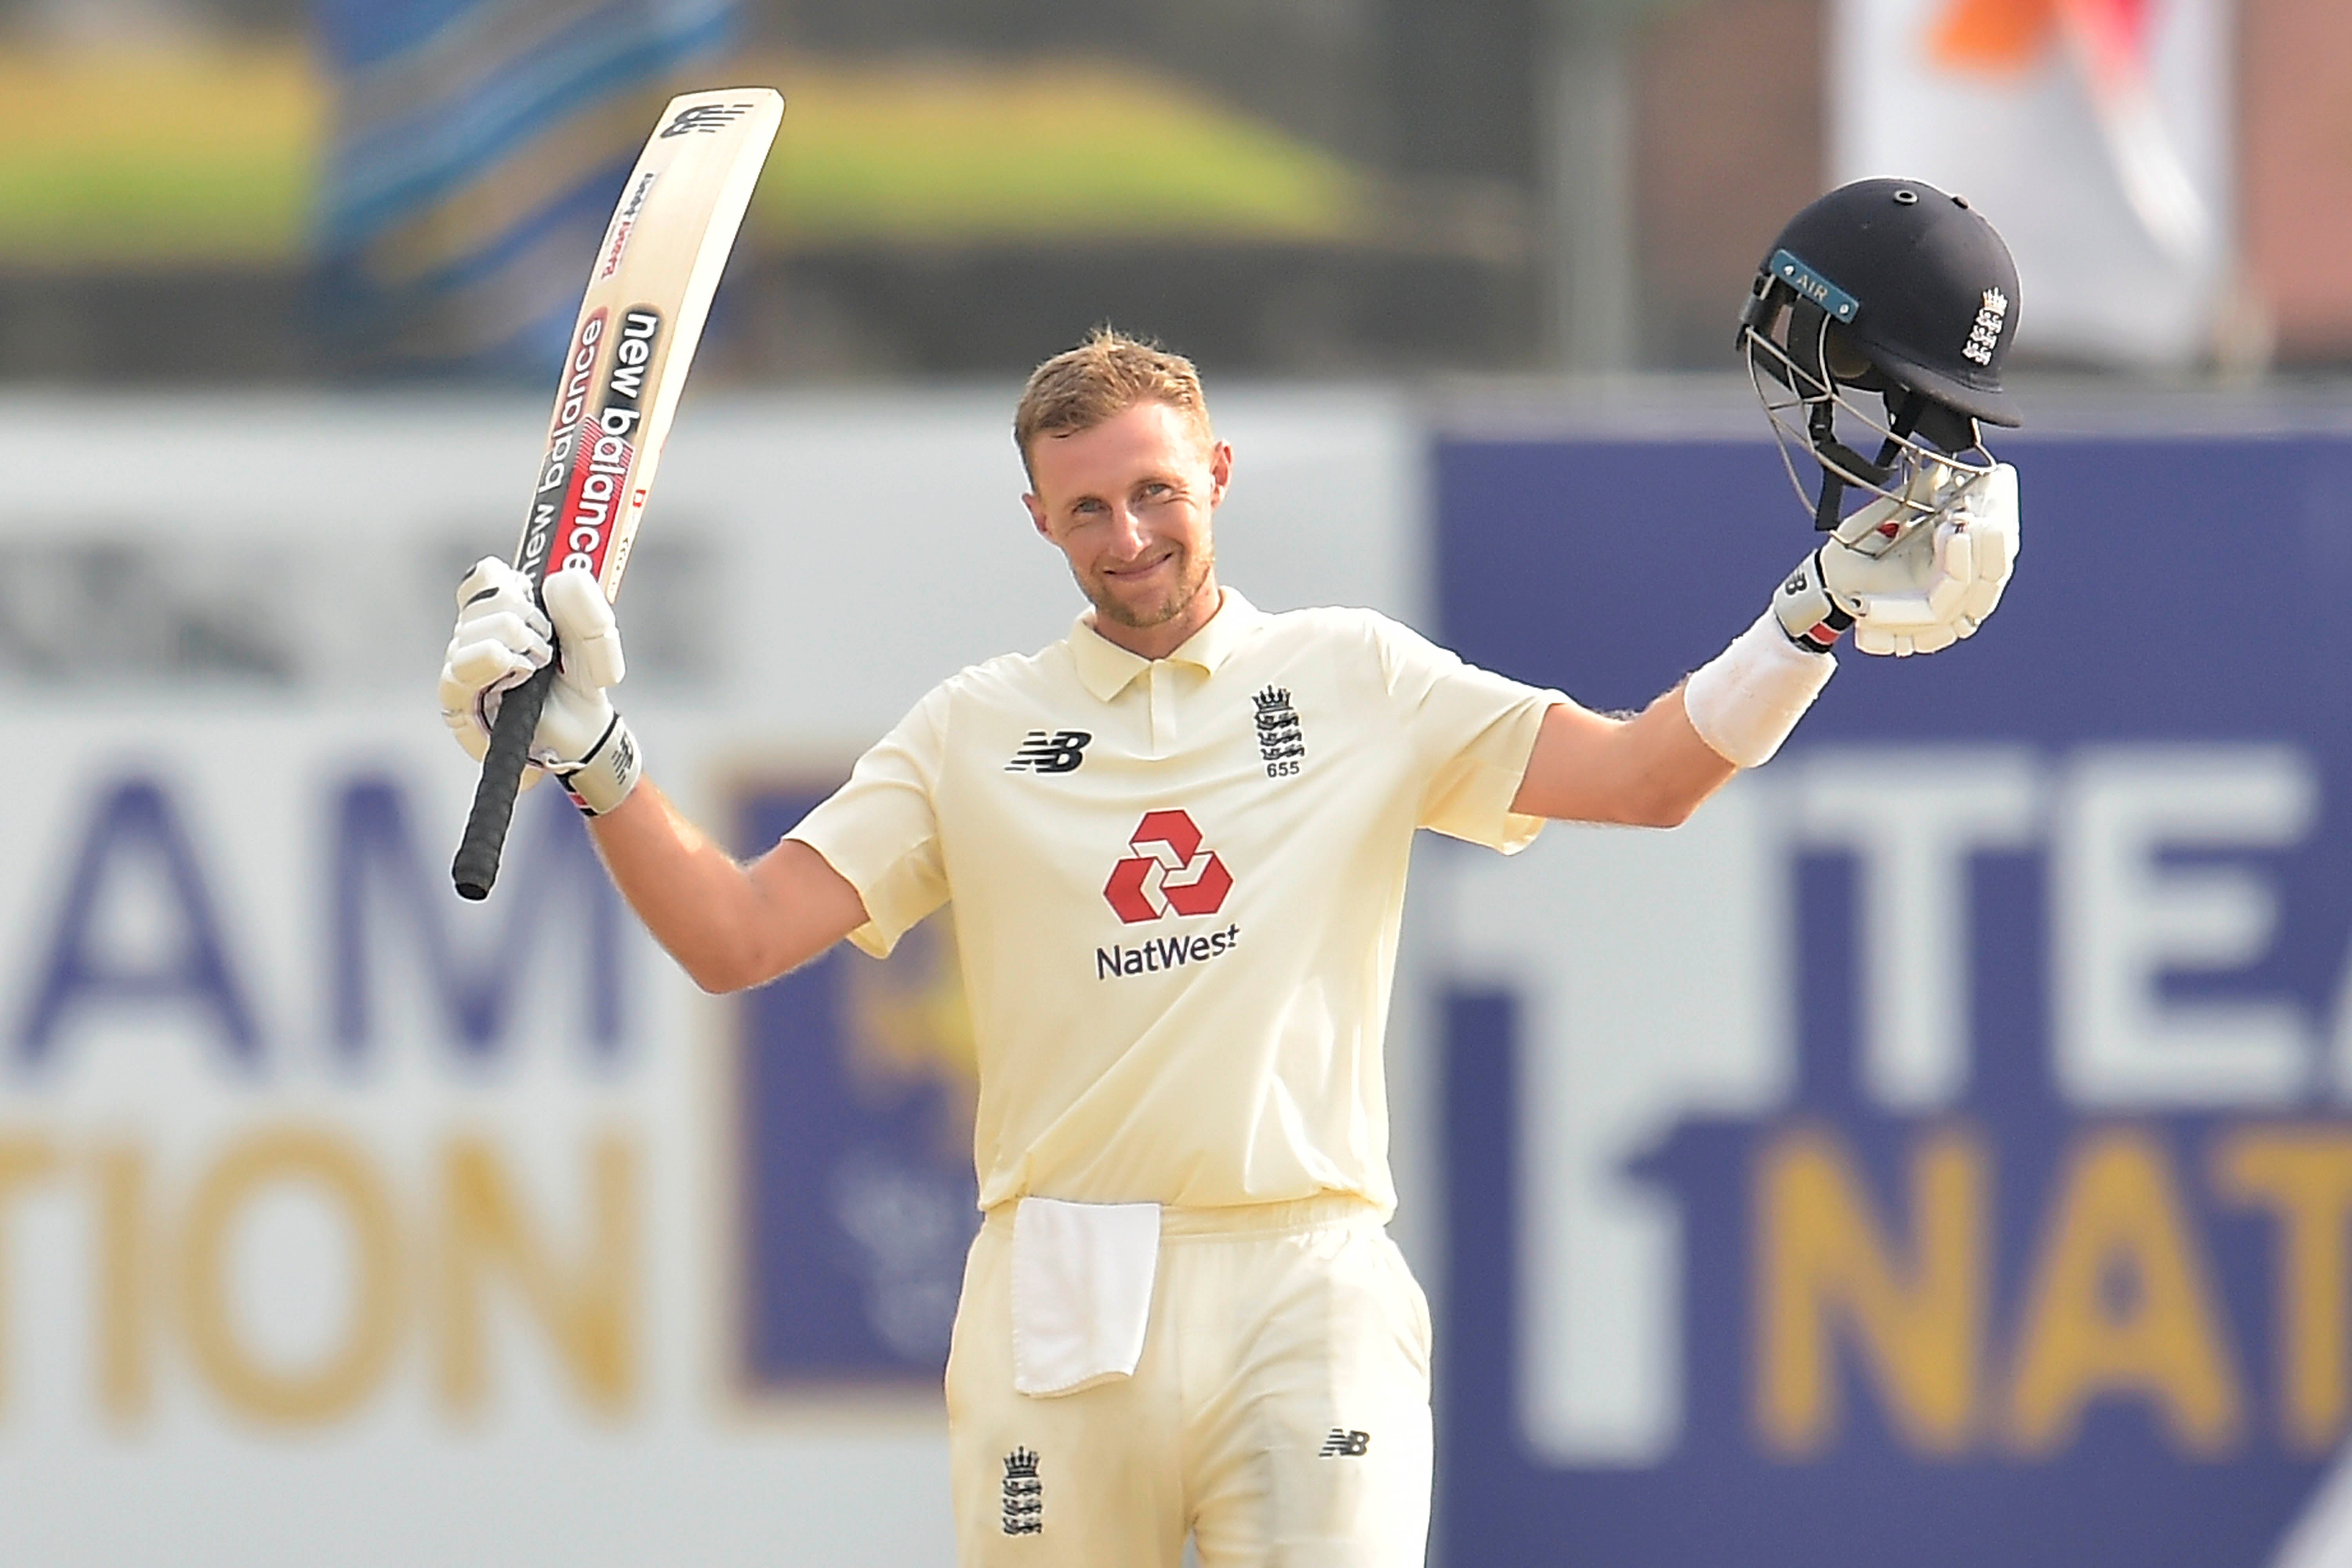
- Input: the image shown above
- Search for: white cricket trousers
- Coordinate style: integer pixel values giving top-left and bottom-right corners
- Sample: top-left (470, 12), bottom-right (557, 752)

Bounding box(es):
top-left (945, 1194), bottom-right (1434, 1568)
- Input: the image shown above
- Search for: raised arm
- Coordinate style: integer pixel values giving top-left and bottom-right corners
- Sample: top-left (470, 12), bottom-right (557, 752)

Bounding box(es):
top-left (1509, 690), bottom-right (1733, 828)
top-left (588, 784), bottom-right (868, 993)
top-left (440, 557), bottom-right (868, 993)
top-left (1511, 460), bottom-right (2021, 827)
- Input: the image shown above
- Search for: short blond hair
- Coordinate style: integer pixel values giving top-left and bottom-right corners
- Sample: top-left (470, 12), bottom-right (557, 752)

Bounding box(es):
top-left (1013, 327), bottom-right (1212, 481)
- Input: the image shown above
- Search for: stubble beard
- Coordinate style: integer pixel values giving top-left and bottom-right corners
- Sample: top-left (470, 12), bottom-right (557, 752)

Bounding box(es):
top-left (1087, 540), bottom-right (1216, 631)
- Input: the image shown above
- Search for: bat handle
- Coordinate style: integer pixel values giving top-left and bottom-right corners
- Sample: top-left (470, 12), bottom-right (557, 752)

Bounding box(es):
top-left (451, 662), bottom-right (557, 901)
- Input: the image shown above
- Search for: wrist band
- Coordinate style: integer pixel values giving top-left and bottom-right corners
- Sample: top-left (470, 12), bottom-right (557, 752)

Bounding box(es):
top-left (1682, 611), bottom-right (1835, 768)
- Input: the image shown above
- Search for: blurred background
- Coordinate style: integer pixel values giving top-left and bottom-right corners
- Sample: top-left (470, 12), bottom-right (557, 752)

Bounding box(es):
top-left (4, 0), bottom-right (2345, 382)
top-left (6, 1), bottom-right (2352, 1566)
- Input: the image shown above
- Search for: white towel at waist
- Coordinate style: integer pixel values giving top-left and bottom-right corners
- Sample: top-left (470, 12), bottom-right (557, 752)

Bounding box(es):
top-left (1010, 1196), bottom-right (1161, 1397)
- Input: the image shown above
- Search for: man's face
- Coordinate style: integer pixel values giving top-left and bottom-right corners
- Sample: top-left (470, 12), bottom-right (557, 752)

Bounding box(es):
top-left (1024, 400), bottom-right (1231, 646)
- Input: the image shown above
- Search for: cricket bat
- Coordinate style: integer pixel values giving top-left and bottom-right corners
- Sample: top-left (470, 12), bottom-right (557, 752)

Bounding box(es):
top-left (451, 87), bottom-right (783, 901)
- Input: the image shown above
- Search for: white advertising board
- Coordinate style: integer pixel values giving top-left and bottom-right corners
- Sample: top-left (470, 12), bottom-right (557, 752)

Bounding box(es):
top-left (0, 387), bottom-right (1419, 1566)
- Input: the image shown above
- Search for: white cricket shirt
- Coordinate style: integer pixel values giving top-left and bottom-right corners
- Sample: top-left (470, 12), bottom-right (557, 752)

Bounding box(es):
top-left (786, 588), bottom-right (1562, 1216)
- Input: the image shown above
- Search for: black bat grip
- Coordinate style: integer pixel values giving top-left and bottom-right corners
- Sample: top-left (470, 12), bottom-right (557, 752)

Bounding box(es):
top-left (451, 661), bottom-right (557, 901)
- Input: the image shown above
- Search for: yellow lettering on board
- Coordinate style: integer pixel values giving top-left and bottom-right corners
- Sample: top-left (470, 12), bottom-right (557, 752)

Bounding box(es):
top-left (93, 1142), bottom-right (152, 1423)
top-left (180, 1129), bottom-right (404, 1424)
top-left (2007, 1130), bottom-right (2243, 1455)
top-left (434, 1132), bottom-right (638, 1416)
top-left (2211, 1127), bottom-right (2352, 1452)
top-left (1755, 1124), bottom-right (1987, 1455)
top-left (0, 1134), bottom-right (62, 1412)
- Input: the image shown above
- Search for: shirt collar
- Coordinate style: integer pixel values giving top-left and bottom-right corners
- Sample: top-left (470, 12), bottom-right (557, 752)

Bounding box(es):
top-left (1067, 586), bottom-right (1263, 702)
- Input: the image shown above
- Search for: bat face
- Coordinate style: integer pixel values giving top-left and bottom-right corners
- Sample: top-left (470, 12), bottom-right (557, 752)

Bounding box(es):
top-left (509, 87), bottom-right (784, 606)
top-left (454, 87), bottom-right (781, 902)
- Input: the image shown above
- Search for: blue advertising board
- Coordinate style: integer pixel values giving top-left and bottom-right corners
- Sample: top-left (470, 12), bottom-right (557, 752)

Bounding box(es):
top-left (1432, 431), bottom-right (2352, 1567)
top-left (735, 783), bottom-right (980, 1392)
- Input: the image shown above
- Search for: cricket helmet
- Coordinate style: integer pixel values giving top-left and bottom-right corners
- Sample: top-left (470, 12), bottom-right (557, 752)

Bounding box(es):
top-left (1738, 177), bottom-right (2022, 529)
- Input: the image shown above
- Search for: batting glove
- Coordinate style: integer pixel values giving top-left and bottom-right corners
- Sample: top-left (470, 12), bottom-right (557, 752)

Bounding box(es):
top-left (1773, 462), bottom-right (2020, 657)
top-left (438, 557), bottom-right (643, 815)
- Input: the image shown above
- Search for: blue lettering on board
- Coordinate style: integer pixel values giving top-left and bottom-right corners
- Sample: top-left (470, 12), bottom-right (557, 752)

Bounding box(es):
top-left (15, 775), bottom-right (260, 1069)
top-left (332, 777), bottom-right (624, 1060)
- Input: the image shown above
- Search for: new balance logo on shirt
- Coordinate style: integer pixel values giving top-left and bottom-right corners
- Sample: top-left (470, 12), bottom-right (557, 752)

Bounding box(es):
top-left (1318, 1428), bottom-right (1372, 1457)
top-left (1006, 730), bottom-right (1092, 773)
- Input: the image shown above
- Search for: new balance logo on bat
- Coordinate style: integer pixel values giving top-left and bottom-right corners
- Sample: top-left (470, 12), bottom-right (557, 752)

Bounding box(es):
top-left (1319, 1428), bottom-right (1372, 1457)
top-left (1006, 730), bottom-right (1092, 773)
top-left (659, 102), bottom-right (758, 138)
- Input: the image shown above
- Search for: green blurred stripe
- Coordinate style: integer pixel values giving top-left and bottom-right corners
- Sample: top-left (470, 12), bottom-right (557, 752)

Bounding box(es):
top-left (0, 48), bottom-right (1368, 265)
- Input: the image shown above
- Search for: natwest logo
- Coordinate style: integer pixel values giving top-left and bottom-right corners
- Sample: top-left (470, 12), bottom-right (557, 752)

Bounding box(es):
top-left (1103, 810), bottom-right (1232, 924)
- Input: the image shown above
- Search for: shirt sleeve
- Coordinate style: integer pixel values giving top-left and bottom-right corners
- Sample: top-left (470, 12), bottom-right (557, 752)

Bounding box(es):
top-left (783, 682), bottom-right (952, 957)
top-left (1371, 613), bottom-right (1564, 854)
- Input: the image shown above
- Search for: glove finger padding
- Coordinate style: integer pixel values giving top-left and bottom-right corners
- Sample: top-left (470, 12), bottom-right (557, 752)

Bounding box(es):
top-left (455, 558), bottom-right (550, 641)
top-left (437, 559), bottom-right (641, 815)
top-left (440, 642), bottom-right (516, 713)
top-left (528, 675), bottom-right (621, 771)
top-left (1929, 523), bottom-right (1975, 614)
top-left (521, 569), bottom-right (633, 812)
top-left (1836, 461), bottom-right (2019, 657)
top-left (457, 554), bottom-right (546, 613)
top-left (439, 558), bottom-right (604, 761)
top-left (542, 565), bottom-right (626, 692)
top-left (444, 617), bottom-right (547, 690)
top-left (1954, 462), bottom-right (2019, 624)
top-left (522, 567), bottom-right (626, 769)
top-left (441, 556), bottom-right (556, 762)
top-left (443, 555), bottom-right (552, 708)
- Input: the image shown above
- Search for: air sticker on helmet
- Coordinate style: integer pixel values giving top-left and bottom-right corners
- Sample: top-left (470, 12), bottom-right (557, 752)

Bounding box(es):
top-left (1768, 249), bottom-right (1861, 324)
